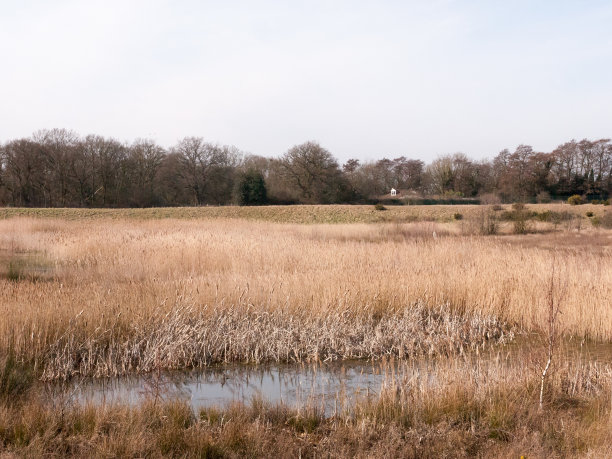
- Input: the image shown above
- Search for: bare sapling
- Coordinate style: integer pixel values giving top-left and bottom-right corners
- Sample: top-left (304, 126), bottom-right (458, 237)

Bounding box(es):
top-left (539, 254), bottom-right (567, 411)
top-left (141, 349), bottom-right (166, 407)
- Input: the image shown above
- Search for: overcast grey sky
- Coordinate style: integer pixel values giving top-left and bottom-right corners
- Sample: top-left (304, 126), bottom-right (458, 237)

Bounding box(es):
top-left (1, 0), bottom-right (611, 162)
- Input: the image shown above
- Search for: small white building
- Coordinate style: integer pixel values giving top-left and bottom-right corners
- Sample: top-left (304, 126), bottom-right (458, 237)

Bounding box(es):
top-left (390, 188), bottom-right (397, 196)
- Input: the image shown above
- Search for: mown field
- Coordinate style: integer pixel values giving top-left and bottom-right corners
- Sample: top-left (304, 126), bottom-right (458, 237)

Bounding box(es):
top-left (0, 202), bottom-right (607, 224)
top-left (1, 204), bottom-right (612, 457)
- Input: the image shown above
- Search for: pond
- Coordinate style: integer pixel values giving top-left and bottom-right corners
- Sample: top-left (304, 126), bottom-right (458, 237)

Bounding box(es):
top-left (53, 360), bottom-right (408, 416)
top-left (47, 337), bottom-right (612, 416)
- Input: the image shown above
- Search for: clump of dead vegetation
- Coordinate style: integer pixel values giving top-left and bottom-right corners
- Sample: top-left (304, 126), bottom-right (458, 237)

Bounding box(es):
top-left (42, 302), bottom-right (513, 380)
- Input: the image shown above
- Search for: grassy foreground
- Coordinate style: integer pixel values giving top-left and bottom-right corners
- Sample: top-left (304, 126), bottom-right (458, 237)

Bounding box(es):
top-left (2, 353), bottom-right (612, 457)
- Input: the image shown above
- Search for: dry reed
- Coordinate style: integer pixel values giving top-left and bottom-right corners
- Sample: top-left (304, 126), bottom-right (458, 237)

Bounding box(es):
top-left (41, 302), bottom-right (511, 380)
top-left (1, 215), bottom-right (611, 380)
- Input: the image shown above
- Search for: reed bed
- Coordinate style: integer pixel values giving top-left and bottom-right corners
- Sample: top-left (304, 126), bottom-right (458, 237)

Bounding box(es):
top-left (2, 210), bottom-right (612, 456)
top-left (1, 215), bottom-right (612, 379)
top-left (41, 302), bottom-right (511, 380)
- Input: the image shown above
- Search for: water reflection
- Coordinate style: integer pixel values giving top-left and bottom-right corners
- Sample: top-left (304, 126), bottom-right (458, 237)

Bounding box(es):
top-left (51, 338), bottom-right (612, 415)
top-left (63, 361), bottom-right (407, 415)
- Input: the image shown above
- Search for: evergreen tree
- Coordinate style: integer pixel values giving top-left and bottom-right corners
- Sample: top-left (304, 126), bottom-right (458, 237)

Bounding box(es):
top-left (237, 169), bottom-right (267, 205)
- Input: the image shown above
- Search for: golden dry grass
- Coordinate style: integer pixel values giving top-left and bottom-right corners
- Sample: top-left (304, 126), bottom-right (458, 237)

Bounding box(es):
top-left (1, 208), bottom-right (612, 456)
top-left (0, 212), bottom-right (611, 379)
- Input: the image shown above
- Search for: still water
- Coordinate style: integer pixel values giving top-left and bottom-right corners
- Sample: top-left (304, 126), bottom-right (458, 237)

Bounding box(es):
top-left (49, 338), bottom-right (612, 415)
top-left (57, 361), bottom-right (407, 415)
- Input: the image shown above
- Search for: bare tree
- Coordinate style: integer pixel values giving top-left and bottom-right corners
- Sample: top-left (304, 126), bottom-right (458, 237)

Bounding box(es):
top-left (1, 138), bottom-right (48, 206)
top-left (393, 157), bottom-right (424, 190)
top-left (82, 135), bottom-right (127, 206)
top-left (127, 139), bottom-right (166, 206)
top-left (279, 141), bottom-right (347, 203)
top-left (34, 129), bottom-right (80, 206)
top-left (174, 137), bottom-right (241, 205)
top-left (425, 153), bottom-right (476, 195)
top-left (539, 255), bottom-right (567, 411)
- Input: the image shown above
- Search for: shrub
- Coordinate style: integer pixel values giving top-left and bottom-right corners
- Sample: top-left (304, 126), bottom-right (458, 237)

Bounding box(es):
top-left (591, 216), bottom-right (601, 227)
top-left (586, 211), bottom-right (594, 218)
top-left (590, 200), bottom-right (600, 205)
top-left (604, 199), bottom-right (610, 206)
top-left (481, 219), bottom-right (498, 235)
top-left (513, 219), bottom-right (528, 234)
top-left (453, 213), bottom-right (463, 220)
top-left (547, 211), bottom-right (575, 230)
top-left (508, 202), bottom-right (530, 234)
top-left (478, 208), bottom-right (498, 235)
top-left (534, 210), bottom-right (553, 222)
top-left (461, 207), bottom-right (498, 235)
top-left (567, 195), bottom-right (583, 205)
top-left (374, 203), bottom-right (387, 211)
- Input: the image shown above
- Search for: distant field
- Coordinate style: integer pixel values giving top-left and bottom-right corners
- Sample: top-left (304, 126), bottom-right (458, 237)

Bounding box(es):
top-left (0, 202), bottom-right (606, 223)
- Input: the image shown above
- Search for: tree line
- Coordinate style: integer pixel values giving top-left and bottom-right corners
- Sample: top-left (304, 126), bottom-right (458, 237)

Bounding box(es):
top-left (1, 129), bottom-right (611, 207)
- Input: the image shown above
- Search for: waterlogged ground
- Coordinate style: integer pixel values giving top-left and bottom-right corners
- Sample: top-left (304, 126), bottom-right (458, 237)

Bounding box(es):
top-left (49, 337), bottom-right (612, 416)
top-left (0, 248), bottom-right (53, 281)
top-left (59, 362), bottom-right (393, 416)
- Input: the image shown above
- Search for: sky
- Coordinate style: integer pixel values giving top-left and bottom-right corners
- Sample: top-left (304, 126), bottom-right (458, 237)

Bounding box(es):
top-left (1, 0), bottom-right (611, 163)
